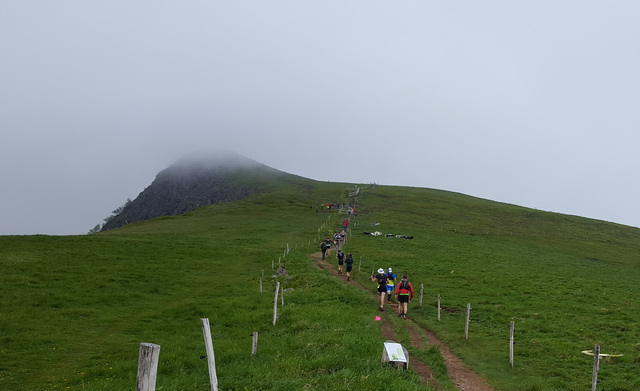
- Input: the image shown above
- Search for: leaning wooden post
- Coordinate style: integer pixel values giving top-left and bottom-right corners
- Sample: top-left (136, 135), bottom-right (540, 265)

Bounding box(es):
top-left (201, 318), bottom-right (219, 391)
top-left (419, 284), bottom-right (424, 307)
top-left (509, 321), bottom-right (515, 368)
top-left (437, 294), bottom-right (441, 322)
top-left (359, 256), bottom-right (362, 272)
top-left (273, 281), bottom-right (281, 326)
top-left (136, 343), bottom-right (161, 391)
top-left (259, 276), bottom-right (263, 294)
top-left (592, 344), bottom-right (600, 391)
top-left (465, 303), bottom-right (471, 339)
top-left (251, 332), bottom-right (259, 356)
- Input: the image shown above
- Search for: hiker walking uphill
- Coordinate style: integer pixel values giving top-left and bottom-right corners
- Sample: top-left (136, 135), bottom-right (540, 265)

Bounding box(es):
top-left (344, 252), bottom-right (354, 281)
top-left (395, 275), bottom-right (415, 319)
top-left (320, 241), bottom-right (328, 260)
top-left (386, 268), bottom-right (396, 303)
top-left (371, 268), bottom-right (388, 311)
top-left (336, 250), bottom-right (344, 274)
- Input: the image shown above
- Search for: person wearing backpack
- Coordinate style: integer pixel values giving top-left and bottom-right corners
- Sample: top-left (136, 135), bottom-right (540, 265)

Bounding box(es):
top-left (320, 241), bottom-right (328, 260)
top-left (336, 250), bottom-right (345, 274)
top-left (395, 275), bottom-right (415, 319)
top-left (345, 252), bottom-right (354, 281)
top-left (386, 268), bottom-right (396, 303)
top-left (371, 268), bottom-right (388, 311)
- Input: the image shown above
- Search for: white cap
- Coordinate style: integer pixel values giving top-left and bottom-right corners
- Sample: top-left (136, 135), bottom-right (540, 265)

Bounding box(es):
top-left (378, 268), bottom-right (384, 273)
top-left (388, 268), bottom-right (392, 272)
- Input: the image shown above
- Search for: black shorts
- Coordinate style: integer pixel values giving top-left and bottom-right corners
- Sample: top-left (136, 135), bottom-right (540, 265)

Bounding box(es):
top-left (378, 285), bottom-right (387, 293)
top-left (398, 295), bottom-right (409, 303)
top-left (338, 261), bottom-right (344, 265)
top-left (346, 264), bottom-right (353, 272)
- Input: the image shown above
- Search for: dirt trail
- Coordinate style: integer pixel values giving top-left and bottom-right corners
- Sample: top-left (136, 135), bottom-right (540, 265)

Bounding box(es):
top-left (313, 250), bottom-right (493, 391)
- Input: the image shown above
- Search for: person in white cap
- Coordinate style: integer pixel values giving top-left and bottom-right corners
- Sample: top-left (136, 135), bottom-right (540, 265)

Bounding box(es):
top-left (385, 268), bottom-right (396, 303)
top-left (371, 268), bottom-right (388, 311)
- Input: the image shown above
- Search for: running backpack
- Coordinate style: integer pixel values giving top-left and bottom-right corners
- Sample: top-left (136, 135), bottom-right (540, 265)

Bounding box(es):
top-left (399, 280), bottom-right (409, 290)
top-left (376, 273), bottom-right (388, 285)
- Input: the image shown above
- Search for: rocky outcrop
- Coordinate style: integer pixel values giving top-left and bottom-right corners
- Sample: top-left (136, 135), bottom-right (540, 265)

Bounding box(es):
top-left (101, 151), bottom-right (294, 231)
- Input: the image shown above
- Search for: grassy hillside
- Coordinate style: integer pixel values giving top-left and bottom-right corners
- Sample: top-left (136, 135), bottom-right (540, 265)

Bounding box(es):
top-left (2, 181), bottom-right (640, 390)
top-left (350, 185), bottom-right (640, 390)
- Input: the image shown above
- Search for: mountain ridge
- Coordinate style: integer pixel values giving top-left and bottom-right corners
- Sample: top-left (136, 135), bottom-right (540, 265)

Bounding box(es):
top-left (101, 151), bottom-right (302, 231)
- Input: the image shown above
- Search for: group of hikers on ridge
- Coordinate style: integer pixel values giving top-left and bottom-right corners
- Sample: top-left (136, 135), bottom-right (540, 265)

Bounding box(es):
top-left (372, 268), bottom-right (415, 318)
top-left (320, 231), bottom-right (346, 261)
top-left (320, 226), bottom-right (416, 319)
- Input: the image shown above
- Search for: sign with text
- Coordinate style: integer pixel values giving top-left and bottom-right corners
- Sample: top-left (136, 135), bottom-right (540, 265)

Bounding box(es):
top-left (384, 342), bottom-right (407, 363)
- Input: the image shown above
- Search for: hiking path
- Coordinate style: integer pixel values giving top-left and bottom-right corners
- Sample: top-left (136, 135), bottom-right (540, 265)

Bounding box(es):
top-left (312, 250), bottom-right (494, 391)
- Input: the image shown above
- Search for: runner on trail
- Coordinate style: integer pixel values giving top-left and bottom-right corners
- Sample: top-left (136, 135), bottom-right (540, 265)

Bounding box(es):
top-left (345, 252), bottom-right (354, 281)
top-left (320, 241), bottom-right (328, 260)
top-left (386, 268), bottom-right (396, 303)
top-left (371, 268), bottom-right (388, 311)
top-left (395, 275), bottom-right (415, 319)
top-left (336, 250), bottom-right (345, 274)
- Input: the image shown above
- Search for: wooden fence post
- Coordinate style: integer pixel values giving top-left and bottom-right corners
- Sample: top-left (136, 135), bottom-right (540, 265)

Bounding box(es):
top-left (136, 343), bottom-right (161, 391)
top-left (273, 281), bottom-right (281, 326)
top-left (259, 277), bottom-right (263, 294)
top-left (592, 344), bottom-right (600, 391)
top-left (251, 332), bottom-right (259, 356)
top-left (437, 294), bottom-right (441, 322)
top-left (359, 256), bottom-right (362, 272)
top-left (200, 318), bottom-right (219, 391)
top-left (510, 321), bottom-right (515, 368)
top-left (419, 284), bottom-right (424, 307)
top-left (465, 303), bottom-right (471, 339)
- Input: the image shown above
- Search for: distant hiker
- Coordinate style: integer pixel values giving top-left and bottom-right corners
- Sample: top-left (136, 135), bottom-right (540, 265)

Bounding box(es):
top-left (325, 237), bottom-right (332, 248)
top-left (345, 252), bottom-right (354, 281)
top-left (336, 250), bottom-right (345, 274)
top-left (386, 268), bottom-right (396, 303)
top-left (320, 242), bottom-right (328, 260)
top-left (371, 268), bottom-right (388, 311)
top-left (395, 275), bottom-right (415, 319)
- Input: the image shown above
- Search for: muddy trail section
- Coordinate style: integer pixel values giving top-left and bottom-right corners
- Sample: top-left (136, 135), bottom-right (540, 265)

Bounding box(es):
top-left (312, 250), bottom-right (494, 391)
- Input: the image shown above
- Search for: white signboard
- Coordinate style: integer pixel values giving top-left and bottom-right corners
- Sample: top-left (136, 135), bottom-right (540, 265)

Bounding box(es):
top-left (384, 342), bottom-right (407, 363)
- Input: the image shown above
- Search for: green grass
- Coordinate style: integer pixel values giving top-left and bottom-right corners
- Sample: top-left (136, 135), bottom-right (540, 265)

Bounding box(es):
top-left (2, 181), bottom-right (640, 390)
top-left (349, 185), bottom-right (640, 391)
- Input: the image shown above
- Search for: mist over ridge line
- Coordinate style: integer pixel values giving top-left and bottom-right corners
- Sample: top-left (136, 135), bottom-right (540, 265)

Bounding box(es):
top-left (100, 150), bottom-right (296, 231)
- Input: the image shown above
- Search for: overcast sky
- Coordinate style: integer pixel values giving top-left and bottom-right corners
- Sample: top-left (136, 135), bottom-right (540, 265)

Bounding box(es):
top-left (2, 1), bottom-right (639, 235)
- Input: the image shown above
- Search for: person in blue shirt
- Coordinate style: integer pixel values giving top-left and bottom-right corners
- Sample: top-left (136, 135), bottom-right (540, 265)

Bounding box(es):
top-left (386, 268), bottom-right (396, 303)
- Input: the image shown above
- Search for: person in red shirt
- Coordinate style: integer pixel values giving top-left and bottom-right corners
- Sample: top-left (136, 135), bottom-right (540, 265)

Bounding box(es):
top-left (395, 275), bottom-right (414, 319)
